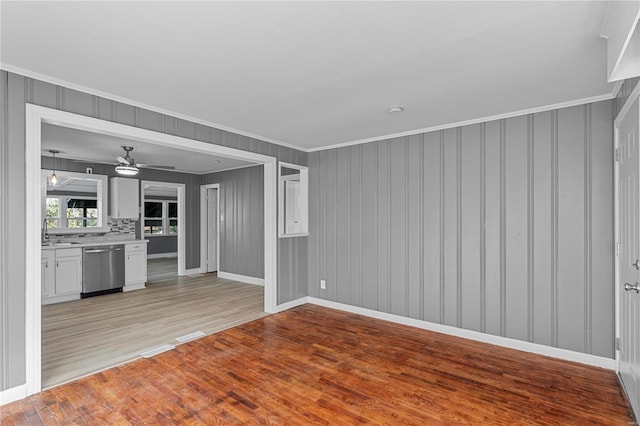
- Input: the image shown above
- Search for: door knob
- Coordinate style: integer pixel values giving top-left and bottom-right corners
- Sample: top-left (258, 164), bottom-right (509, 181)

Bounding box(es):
top-left (624, 282), bottom-right (640, 293)
top-left (634, 259), bottom-right (640, 270)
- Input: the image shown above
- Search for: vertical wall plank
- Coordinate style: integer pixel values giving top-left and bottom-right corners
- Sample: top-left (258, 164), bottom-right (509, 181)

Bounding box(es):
top-left (0, 71), bottom-right (8, 390)
top-left (349, 145), bottom-right (362, 306)
top-left (443, 129), bottom-right (458, 326)
top-left (557, 105), bottom-right (586, 353)
top-left (407, 134), bottom-right (423, 319)
top-left (389, 138), bottom-right (408, 316)
top-left (361, 143), bottom-right (378, 310)
top-left (318, 150), bottom-right (328, 300)
top-left (423, 131), bottom-right (441, 323)
top-left (377, 141), bottom-right (391, 312)
top-left (6, 73), bottom-right (27, 388)
top-left (504, 115), bottom-right (529, 341)
top-left (308, 153), bottom-right (320, 298)
top-left (533, 110), bottom-right (553, 346)
top-left (590, 100), bottom-right (614, 358)
top-left (326, 149), bottom-right (338, 302)
top-left (461, 124), bottom-right (482, 332)
top-left (336, 147), bottom-right (351, 304)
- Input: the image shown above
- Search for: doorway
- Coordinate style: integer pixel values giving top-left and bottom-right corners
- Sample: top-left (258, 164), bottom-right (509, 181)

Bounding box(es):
top-left (616, 85), bottom-right (640, 419)
top-left (141, 181), bottom-right (186, 280)
top-left (24, 104), bottom-right (278, 396)
top-left (200, 184), bottom-right (220, 274)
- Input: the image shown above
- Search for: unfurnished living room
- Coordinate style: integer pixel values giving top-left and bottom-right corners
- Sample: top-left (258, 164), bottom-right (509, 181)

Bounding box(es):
top-left (1, 1), bottom-right (640, 424)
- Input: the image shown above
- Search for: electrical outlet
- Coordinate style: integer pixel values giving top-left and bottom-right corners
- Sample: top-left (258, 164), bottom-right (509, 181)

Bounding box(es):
top-left (320, 279), bottom-right (326, 290)
top-left (86, 167), bottom-right (93, 174)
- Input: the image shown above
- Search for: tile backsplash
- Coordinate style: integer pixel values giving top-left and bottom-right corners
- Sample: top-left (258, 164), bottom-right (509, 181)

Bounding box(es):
top-left (46, 218), bottom-right (139, 244)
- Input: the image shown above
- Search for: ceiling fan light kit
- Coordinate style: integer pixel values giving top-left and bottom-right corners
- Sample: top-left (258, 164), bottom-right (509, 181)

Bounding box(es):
top-left (115, 164), bottom-right (139, 176)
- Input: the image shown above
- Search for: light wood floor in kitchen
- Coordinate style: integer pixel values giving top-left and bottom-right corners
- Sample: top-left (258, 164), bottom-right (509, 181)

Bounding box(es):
top-left (41, 258), bottom-right (267, 389)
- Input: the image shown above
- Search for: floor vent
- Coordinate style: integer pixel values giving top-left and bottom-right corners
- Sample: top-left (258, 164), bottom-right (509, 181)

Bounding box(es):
top-left (140, 344), bottom-right (176, 358)
top-left (176, 331), bottom-right (205, 343)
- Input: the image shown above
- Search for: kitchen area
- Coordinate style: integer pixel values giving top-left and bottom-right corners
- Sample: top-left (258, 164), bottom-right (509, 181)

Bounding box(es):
top-left (41, 169), bottom-right (148, 305)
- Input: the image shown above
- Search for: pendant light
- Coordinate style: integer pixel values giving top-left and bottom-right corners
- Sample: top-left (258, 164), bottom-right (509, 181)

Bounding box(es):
top-left (49, 150), bottom-right (60, 186)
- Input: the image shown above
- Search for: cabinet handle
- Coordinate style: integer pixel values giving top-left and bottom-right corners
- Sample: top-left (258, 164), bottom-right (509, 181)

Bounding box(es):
top-left (45, 261), bottom-right (48, 268)
top-left (56, 260), bottom-right (59, 268)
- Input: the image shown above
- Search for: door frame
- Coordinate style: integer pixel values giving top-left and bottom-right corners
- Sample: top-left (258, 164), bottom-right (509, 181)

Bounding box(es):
top-left (615, 81), bottom-right (640, 375)
top-left (200, 183), bottom-right (220, 274)
top-left (24, 104), bottom-right (278, 396)
top-left (140, 180), bottom-right (186, 276)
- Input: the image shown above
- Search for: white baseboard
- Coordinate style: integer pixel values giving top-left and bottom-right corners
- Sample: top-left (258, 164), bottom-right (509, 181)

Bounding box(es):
top-left (182, 268), bottom-right (202, 275)
top-left (276, 297), bottom-right (309, 313)
top-left (147, 252), bottom-right (177, 259)
top-left (0, 383), bottom-right (27, 406)
top-left (307, 297), bottom-right (616, 370)
top-left (217, 271), bottom-right (264, 286)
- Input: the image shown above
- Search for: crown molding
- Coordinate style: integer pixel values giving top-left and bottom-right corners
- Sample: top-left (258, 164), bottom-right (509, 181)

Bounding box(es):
top-left (0, 63), bottom-right (307, 153)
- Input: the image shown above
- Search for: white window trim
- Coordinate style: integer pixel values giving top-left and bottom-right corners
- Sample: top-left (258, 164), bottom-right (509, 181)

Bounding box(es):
top-left (46, 195), bottom-right (99, 229)
top-left (143, 199), bottom-right (178, 236)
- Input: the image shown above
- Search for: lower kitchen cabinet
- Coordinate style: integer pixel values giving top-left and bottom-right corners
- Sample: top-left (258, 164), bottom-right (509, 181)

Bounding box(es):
top-left (124, 242), bottom-right (147, 291)
top-left (42, 248), bottom-right (83, 305)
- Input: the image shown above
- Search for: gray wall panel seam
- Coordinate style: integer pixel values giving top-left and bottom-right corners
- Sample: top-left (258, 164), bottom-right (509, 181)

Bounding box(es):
top-left (527, 114), bottom-right (535, 342)
top-left (584, 104), bottom-right (593, 353)
top-left (500, 119), bottom-right (507, 337)
top-left (420, 134), bottom-right (425, 321)
top-left (480, 123), bottom-right (487, 333)
top-left (1, 71), bottom-right (8, 389)
top-left (406, 137), bottom-right (410, 316)
top-left (388, 142), bottom-right (392, 313)
top-left (439, 131), bottom-right (445, 324)
top-left (551, 109), bottom-right (559, 347)
top-left (375, 143), bottom-right (379, 309)
top-left (456, 128), bottom-right (462, 328)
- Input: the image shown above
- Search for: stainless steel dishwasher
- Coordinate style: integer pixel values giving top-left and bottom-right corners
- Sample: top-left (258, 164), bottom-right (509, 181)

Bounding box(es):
top-left (82, 245), bottom-right (125, 297)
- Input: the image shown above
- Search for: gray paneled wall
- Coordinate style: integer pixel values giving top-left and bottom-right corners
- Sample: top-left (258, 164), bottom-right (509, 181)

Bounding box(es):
top-left (201, 166), bottom-right (265, 279)
top-left (308, 100), bottom-right (614, 358)
top-left (0, 70), bottom-right (307, 391)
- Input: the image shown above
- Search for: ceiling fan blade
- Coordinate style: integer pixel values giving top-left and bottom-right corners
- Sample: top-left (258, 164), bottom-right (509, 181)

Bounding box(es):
top-left (117, 156), bottom-right (130, 165)
top-left (137, 164), bottom-right (176, 170)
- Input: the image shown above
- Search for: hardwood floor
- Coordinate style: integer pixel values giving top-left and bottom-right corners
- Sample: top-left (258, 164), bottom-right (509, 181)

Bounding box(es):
top-left (146, 257), bottom-right (178, 282)
top-left (6, 305), bottom-right (634, 425)
top-left (41, 268), bottom-right (266, 389)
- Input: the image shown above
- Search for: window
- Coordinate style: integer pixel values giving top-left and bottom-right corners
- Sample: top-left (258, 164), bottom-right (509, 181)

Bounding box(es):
top-left (278, 162), bottom-right (309, 237)
top-left (144, 200), bottom-right (178, 236)
top-left (46, 196), bottom-right (98, 229)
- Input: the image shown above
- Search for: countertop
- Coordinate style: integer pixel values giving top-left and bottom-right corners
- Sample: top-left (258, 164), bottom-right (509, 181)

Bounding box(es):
top-left (41, 239), bottom-right (148, 250)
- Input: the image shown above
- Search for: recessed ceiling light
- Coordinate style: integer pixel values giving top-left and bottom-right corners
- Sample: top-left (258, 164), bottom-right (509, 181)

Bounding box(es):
top-left (388, 105), bottom-right (404, 113)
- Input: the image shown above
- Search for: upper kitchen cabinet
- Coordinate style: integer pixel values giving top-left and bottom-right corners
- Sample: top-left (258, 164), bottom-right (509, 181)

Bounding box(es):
top-left (110, 177), bottom-right (140, 219)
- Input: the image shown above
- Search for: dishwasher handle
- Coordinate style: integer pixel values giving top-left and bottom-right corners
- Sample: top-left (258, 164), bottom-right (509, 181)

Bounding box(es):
top-left (84, 247), bottom-right (124, 253)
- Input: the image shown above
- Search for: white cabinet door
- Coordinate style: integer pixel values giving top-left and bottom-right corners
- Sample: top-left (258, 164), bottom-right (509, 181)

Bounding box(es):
top-left (125, 243), bottom-right (147, 290)
top-left (55, 255), bottom-right (82, 295)
top-left (111, 177), bottom-right (140, 219)
top-left (41, 250), bottom-right (54, 298)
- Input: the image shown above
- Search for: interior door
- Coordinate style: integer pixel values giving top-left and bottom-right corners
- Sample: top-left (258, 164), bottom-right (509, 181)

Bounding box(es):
top-left (618, 96), bottom-right (640, 418)
top-left (207, 188), bottom-right (218, 273)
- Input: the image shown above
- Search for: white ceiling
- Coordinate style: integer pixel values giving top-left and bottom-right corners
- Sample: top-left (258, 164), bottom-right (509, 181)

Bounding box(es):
top-left (42, 124), bottom-right (257, 175)
top-left (1, 1), bottom-right (615, 151)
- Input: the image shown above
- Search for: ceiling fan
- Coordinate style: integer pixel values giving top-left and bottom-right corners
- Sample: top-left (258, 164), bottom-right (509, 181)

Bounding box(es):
top-left (115, 146), bottom-right (175, 176)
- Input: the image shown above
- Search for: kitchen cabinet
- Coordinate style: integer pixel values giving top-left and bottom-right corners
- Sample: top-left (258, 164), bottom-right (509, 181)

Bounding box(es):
top-left (110, 177), bottom-right (140, 219)
top-left (41, 250), bottom-right (54, 298)
top-left (124, 242), bottom-right (147, 291)
top-left (42, 247), bottom-right (82, 305)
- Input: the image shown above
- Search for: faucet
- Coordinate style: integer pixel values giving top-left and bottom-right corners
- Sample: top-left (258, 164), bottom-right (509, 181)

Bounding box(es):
top-left (42, 218), bottom-right (49, 242)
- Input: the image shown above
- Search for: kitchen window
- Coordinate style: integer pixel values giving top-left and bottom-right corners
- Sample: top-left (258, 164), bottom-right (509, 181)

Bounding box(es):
top-left (144, 200), bottom-right (178, 236)
top-left (45, 196), bottom-right (98, 229)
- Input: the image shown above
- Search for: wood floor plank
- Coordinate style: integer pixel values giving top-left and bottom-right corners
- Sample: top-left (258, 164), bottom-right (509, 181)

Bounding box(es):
top-left (41, 259), bottom-right (267, 388)
top-left (4, 304), bottom-right (634, 425)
